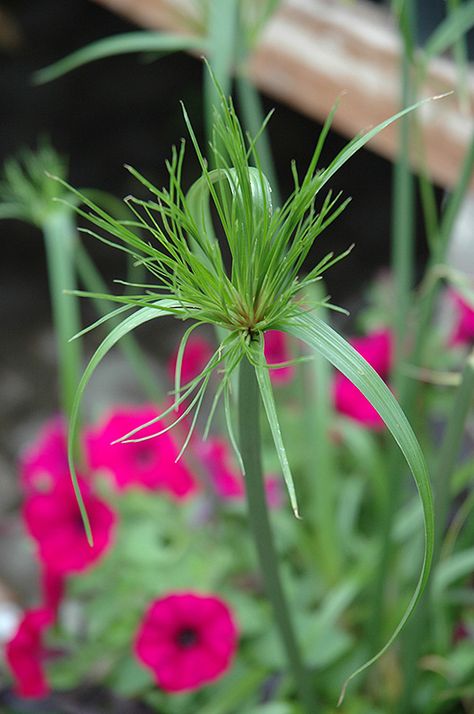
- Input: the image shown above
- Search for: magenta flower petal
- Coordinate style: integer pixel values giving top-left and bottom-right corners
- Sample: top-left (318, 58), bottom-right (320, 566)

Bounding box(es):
top-left (135, 592), bottom-right (238, 693)
top-left (40, 566), bottom-right (65, 615)
top-left (449, 290), bottom-right (474, 346)
top-left (23, 479), bottom-right (116, 575)
top-left (197, 439), bottom-right (245, 499)
top-left (20, 416), bottom-right (69, 495)
top-left (334, 328), bottom-right (393, 430)
top-left (264, 330), bottom-right (295, 384)
top-left (85, 405), bottom-right (197, 498)
top-left (5, 608), bottom-right (53, 698)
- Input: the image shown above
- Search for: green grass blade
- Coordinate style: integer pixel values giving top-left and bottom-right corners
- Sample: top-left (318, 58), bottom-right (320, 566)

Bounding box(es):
top-left (67, 299), bottom-right (179, 544)
top-left (283, 310), bottom-right (434, 701)
top-left (35, 33), bottom-right (207, 84)
top-left (317, 94), bottom-right (448, 195)
top-left (423, 0), bottom-right (474, 63)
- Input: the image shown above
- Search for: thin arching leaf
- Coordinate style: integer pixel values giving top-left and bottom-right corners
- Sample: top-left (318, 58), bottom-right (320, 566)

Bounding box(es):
top-left (248, 338), bottom-right (301, 519)
top-left (423, 0), bottom-right (474, 62)
top-left (35, 33), bottom-right (207, 84)
top-left (282, 310), bottom-right (434, 701)
top-left (68, 300), bottom-right (180, 543)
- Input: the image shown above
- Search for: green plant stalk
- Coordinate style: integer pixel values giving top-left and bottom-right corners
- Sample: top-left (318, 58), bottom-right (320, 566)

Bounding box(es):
top-left (204, 0), bottom-right (239, 144)
top-left (43, 209), bottom-right (82, 420)
top-left (406, 132), bottom-right (474, 391)
top-left (397, 348), bottom-right (474, 712)
top-left (391, 50), bottom-right (415, 373)
top-left (433, 348), bottom-right (474, 559)
top-left (236, 75), bottom-right (281, 207)
top-left (300, 296), bottom-right (341, 582)
top-left (75, 244), bottom-right (162, 403)
top-left (238, 356), bottom-right (316, 713)
top-left (368, 24), bottom-right (416, 652)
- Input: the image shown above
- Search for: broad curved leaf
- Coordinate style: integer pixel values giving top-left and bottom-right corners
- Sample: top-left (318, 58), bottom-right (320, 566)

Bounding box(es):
top-left (68, 299), bottom-right (180, 543)
top-left (283, 309), bottom-right (434, 701)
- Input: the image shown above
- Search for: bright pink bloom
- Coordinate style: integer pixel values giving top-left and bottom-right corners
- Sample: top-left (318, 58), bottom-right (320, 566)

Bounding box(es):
top-left (20, 416), bottom-right (69, 494)
top-left (449, 290), bottom-right (474, 346)
top-left (198, 438), bottom-right (282, 507)
top-left (168, 335), bottom-right (214, 386)
top-left (334, 329), bottom-right (393, 429)
top-left (5, 608), bottom-right (53, 698)
top-left (198, 439), bottom-right (245, 499)
top-left (135, 592), bottom-right (238, 693)
top-left (85, 406), bottom-right (197, 498)
top-left (40, 566), bottom-right (65, 615)
top-left (264, 330), bottom-right (295, 384)
top-left (23, 478), bottom-right (116, 575)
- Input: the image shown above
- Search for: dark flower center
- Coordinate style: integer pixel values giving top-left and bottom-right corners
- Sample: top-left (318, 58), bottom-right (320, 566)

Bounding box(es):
top-left (175, 626), bottom-right (199, 649)
top-left (134, 445), bottom-right (155, 467)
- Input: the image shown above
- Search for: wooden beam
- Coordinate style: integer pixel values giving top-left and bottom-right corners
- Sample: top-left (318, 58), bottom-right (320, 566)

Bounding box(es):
top-left (93, 0), bottom-right (474, 190)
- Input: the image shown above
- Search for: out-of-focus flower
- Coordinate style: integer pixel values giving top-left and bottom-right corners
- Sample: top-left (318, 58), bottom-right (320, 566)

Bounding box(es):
top-left (198, 438), bottom-right (245, 499)
top-left (20, 416), bottom-right (69, 494)
top-left (334, 329), bottom-right (392, 429)
top-left (5, 608), bottom-right (53, 698)
top-left (197, 438), bottom-right (283, 507)
top-left (167, 335), bottom-right (214, 387)
top-left (85, 406), bottom-right (197, 498)
top-left (135, 592), bottom-right (238, 693)
top-left (264, 330), bottom-right (295, 384)
top-left (448, 290), bottom-right (474, 346)
top-left (40, 566), bottom-right (65, 616)
top-left (23, 478), bottom-right (116, 575)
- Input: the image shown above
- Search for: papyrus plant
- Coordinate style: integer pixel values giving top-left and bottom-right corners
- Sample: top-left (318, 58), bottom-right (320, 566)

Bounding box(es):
top-left (63, 80), bottom-right (436, 710)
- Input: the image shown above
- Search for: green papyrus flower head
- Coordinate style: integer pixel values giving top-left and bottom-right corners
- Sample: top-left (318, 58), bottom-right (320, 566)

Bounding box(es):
top-left (63, 76), bottom-right (436, 700)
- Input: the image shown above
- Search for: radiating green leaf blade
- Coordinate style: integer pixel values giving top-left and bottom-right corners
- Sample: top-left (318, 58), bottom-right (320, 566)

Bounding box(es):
top-left (35, 33), bottom-right (207, 84)
top-left (249, 339), bottom-right (300, 518)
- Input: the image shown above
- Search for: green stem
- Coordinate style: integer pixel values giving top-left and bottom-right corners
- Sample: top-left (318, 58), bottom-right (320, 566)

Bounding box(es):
top-left (238, 357), bottom-right (316, 713)
top-left (43, 209), bottom-right (82, 420)
top-left (204, 0), bottom-right (239, 145)
top-left (75, 243), bottom-right (161, 403)
top-left (368, 16), bottom-right (416, 651)
top-left (405, 132), bottom-right (474, 404)
top-left (433, 349), bottom-right (474, 559)
top-left (236, 75), bottom-right (281, 207)
top-left (397, 349), bottom-right (474, 712)
top-left (300, 294), bottom-right (341, 582)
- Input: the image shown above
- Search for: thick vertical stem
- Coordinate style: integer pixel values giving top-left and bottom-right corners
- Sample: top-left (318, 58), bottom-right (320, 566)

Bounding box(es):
top-left (368, 26), bottom-right (415, 652)
top-left (238, 357), bottom-right (315, 713)
top-left (43, 209), bottom-right (82, 421)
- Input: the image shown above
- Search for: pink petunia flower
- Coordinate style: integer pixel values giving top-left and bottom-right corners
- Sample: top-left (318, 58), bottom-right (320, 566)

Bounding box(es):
top-left (23, 478), bottom-right (116, 575)
top-left (85, 406), bottom-right (197, 498)
top-left (135, 592), bottom-right (238, 693)
top-left (167, 335), bottom-right (214, 387)
top-left (5, 608), bottom-right (53, 698)
top-left (40, 566), bottom-right (65, 616)
top-left (197, 437), bottom-right (283, 507)
top-left (264, 330), bottom-right (295, 384)
top-left (20, 416), bottom-right (69, 495)
top-left (448, 290), bottom-right (474, 346)
top-left (197, 439), bottom-right (245, 499)
top-left (333, 329), bottom-right (393, 429)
